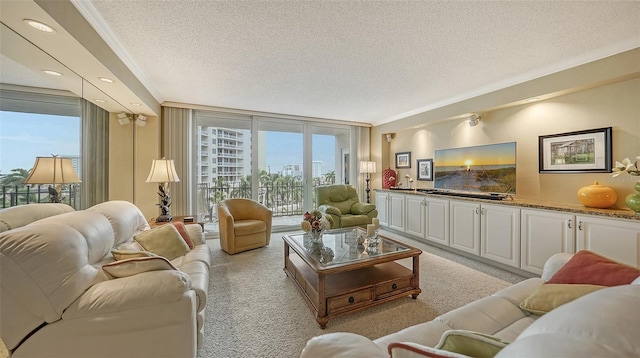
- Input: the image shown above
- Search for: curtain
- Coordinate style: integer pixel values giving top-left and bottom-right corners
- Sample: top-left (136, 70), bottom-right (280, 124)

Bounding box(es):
top-left (80, 99), bottom-right (109, 208)
top-left (161, 106), bottom-right (191, 216)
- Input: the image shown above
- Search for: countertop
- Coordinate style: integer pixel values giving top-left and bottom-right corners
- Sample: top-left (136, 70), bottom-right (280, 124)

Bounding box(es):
top-left (375, 188), bottom-right (640, 221)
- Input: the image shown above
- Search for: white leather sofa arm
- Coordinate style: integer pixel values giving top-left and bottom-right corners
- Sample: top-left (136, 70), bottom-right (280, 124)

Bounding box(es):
top-left (300, 332), bottom-right (387, 358)
top-left (541, 252), bottom-right (573, 281)
top-left (62, 270), bottom-right (192, 319)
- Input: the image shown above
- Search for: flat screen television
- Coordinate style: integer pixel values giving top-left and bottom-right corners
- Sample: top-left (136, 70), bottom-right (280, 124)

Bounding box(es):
top-left (434, 142), bottom-right (516, 194)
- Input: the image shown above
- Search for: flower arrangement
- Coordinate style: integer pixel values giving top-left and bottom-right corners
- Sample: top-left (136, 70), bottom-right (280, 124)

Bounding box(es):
top-left (301, 210), bottom-right (333, 234)
top-left (611, 157), bottom-right (640, 177)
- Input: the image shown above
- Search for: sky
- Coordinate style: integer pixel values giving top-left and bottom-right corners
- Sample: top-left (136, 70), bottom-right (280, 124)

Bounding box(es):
top-left (0, 111), bottom-right (336, 176)
top-left (435, 142), bottom-right (516, 167)
top-left (0, 111), bottom-right (80, 174)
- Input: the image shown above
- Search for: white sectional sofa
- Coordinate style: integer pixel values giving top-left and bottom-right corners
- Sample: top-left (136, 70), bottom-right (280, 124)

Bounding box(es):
top-left (301, 252), bottom-right (640, 357)
top-left (0, 201), bottom-right (211, 358)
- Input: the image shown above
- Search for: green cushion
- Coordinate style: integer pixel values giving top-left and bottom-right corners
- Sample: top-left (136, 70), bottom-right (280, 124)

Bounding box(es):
top-left (520, 283), bottom-right (605, 315)
top-left (435, 330), bottom-right (508, 358)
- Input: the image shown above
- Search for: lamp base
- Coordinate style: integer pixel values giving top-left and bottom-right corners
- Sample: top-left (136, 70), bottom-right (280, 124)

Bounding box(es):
top-left (155, 214), bottom-right (172, 223)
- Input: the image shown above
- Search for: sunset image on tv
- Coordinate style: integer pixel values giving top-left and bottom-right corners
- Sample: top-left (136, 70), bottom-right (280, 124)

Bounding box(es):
top-left (434, 142), bottom-right (516, 194)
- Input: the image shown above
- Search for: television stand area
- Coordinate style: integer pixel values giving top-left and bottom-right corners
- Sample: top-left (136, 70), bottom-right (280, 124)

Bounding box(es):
top-left (416, 189), bottom-right (509, 201)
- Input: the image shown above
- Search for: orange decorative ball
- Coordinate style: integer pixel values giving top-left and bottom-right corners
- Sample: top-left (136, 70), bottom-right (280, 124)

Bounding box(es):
top-left (577, 181), bottom-right (617, 209)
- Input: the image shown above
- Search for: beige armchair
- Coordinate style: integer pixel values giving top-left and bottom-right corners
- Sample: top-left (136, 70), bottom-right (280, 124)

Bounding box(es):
top-left (316, 185), bottom-right (378, 229)
top-left (218, 198), bottom-right (273, 254)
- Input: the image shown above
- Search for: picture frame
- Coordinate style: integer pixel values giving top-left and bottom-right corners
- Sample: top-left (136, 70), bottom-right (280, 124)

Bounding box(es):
top-left (416, 159), bottom-right (433, 181)
top-left (395, 152), bottom-right (411, 169)
top-left (539, 127), bottom-right (612, 173)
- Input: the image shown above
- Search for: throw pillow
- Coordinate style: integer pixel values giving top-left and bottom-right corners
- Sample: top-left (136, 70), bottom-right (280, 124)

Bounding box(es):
top-left (111, 249), bottom-right (157, 261)
top-left (519, 283), bottom-right (605, 315)
top-left (546, 250), bottom-right (640, 286)
top-left (102, 256), bottom-right (177, 278)
top-left (134, 224), bottom-right (190, 260)
top-left (172, 221), bottom-right (195, 249)
top-left (388, 342), bottom-right (469, 358)
top-left (434, 330), bottom-right (508, 358)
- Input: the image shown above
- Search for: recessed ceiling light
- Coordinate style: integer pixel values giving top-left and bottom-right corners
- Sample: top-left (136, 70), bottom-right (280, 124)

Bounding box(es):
top-left (94, 99), bottom-right (106, 103)
top-left (99, 77), bottom-right (115, 83)
top-left (24, 19), bottom-right (55, 33)
top-left (525, 97), bottom-right (541, 102)
top-left (42, 69), bottom-right (62, 76)
top-left (130, 102), bottom-right (141, 106)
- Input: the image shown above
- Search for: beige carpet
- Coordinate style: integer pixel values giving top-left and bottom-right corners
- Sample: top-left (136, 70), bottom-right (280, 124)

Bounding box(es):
top-left (198, 230), bottom-right (526, 358)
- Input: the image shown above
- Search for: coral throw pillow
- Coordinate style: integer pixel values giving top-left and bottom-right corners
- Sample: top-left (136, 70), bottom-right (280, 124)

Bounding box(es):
top-left (172, 221), bottom-right (195, 249)
top-left (546, 250), bottom-right (640, 286)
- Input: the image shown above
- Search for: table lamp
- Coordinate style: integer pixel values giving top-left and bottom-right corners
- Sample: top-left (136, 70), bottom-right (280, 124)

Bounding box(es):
top-left (146, 158), bottom-right (180, 222)
top-left (23, 156), bottom-right (82, 203)
top-left (359, 161), bottom-right (376, 203)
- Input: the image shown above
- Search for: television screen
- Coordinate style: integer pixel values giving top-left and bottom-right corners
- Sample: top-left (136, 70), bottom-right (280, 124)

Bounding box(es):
top-left (434, 142), bottom-right (516, 194)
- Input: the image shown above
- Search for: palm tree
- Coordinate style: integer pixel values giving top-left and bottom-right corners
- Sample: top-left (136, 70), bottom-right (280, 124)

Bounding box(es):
top-left (0, 168), bottom-right (30, 187)
top-left (231, 175), bottom-right (252, 199)
top-left (324, 170), bottom-right (336, 185)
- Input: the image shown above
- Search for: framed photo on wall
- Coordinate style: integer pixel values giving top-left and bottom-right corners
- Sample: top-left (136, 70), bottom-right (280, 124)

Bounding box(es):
top-left (417, 159), bottom-right (433, 181)
top-left (395, 152), bottom-right (411, 169)
top-left (539, 127), bottom-right (612, 173)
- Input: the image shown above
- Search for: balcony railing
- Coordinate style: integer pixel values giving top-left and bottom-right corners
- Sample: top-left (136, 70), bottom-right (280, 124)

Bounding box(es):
top-left (1, 185), bottom-right (80, 209)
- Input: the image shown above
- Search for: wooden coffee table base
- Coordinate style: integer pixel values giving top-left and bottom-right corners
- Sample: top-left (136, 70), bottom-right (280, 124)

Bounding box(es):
top-left (283, 238), bottom-right (421, 329)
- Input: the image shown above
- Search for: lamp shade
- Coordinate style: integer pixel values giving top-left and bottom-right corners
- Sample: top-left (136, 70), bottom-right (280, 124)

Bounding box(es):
top-left (145, 159), bottom-right (180, 183)
top-left (24, 156), bottom-right (81, 184)
top-left (359, 161), bottom-right (376, 174)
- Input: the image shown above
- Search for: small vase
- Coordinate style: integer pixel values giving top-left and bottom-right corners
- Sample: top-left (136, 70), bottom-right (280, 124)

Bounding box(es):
top-left (310, 230), bottom-right (323, 242)
top-left (577, 181), bottom-right (617, 209)
top-left (625, 180), bottom-right (640, 216)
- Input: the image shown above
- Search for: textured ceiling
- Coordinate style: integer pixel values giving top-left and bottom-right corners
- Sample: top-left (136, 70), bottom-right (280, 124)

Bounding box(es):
top-left (75, 1), bottom-right (640, 125)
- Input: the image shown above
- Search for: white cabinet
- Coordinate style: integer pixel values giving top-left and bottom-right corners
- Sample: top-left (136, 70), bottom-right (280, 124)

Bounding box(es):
top-left (520, 209), bottom-right (575, 275)
top-left (449, 200), bottom-right (481, 255)
top-left (480, 204), bottom-right (520, 268)
top-left (576, 215), bottom-right (640, 267)
top-left (388, 193), bottom-right (406, 232)
top-left (425, 197), bottom-right (450, 246)
top-left (405, 194), bottom-right (425, 237)
top-left (374, 191), bottom-right (389, 227)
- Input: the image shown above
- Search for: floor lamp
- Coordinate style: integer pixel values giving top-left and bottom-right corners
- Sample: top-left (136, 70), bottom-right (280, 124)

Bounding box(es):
top-left (146, 158), bottom-right (180, 222)
top-left (24, 156), bottom-right (82, 203)
top-left (359, 161), bottom-right (376, 203)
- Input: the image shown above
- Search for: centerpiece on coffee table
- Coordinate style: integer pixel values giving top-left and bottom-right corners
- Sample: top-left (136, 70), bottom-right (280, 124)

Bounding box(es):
top-left (301, 210), bottom-right (333, 241)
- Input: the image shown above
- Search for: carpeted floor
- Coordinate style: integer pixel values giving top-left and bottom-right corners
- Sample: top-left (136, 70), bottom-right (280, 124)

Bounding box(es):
top-left (198, 230), bottom-right (527, 358)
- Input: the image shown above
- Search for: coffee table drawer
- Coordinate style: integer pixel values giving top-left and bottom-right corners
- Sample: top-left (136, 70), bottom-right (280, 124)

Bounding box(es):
top-left (376, 277), bottom-right (412, 298)
top-left (327, 288), bottom-right (373, 314)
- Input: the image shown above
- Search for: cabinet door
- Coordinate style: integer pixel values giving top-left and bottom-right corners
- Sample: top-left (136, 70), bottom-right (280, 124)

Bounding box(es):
top-left (375, 192), bottom-right (389, 227)
top-left (388, 194), bottom-right (405, 232)
top-left (576, 215), bottom-right (640, 267)
top-left (520, 209), bottom-right (575, 275)
top-left (480, 204), bottom-right (520, 268)
top-left (425, 197), bottom-right (449, 246)
top-left (405, 195), bottom-right (425, 237)
top-left (449, 200), bottom-right (480, 255)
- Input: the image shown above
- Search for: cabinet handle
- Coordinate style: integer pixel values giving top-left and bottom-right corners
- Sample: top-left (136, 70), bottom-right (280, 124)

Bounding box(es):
top-left (475, 208), bottom-right (479, 214)
top-left (578, 221), bottom-right (583, 231)
top-left (568, 219), bottom-right (572, 229)
top-left (348, 296), bottom-right (355, 304)
top-left (481, 208), bottom-right (486, 215)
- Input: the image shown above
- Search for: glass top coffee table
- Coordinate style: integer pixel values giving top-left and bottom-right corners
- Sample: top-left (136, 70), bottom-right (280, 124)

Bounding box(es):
top-left (282, 227), bottom-right (422, 328)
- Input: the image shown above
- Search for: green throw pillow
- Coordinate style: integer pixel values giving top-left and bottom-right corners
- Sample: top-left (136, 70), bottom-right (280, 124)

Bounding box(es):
top-left (435, 330), bottom-right (508, 358)
top-left (134, 224), bottom-right (190, 260)
top-left (520, 283), bottom-right (605, 315)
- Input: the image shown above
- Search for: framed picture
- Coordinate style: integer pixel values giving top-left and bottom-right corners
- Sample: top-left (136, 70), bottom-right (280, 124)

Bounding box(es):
top-left (395, 152), bottom-right (411, 168)
top-left (539, 127), bottom-right (612, 173)
top-left (417, 159), bottom-right (433, 181)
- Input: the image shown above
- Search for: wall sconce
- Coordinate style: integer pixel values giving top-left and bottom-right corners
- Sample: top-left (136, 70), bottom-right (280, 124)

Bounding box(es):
top-left (468, 113), bottom-right (482, 127)
top-left (386, 133), bottom-right (394, 142)
top-left (118, 113), bottom-right (148, 126)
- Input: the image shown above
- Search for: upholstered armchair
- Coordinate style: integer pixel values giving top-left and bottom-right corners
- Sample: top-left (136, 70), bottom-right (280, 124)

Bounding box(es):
top-left (218, 198), bottom-right (273, 254)
top-left (316, 185), bottom-right (378, 229)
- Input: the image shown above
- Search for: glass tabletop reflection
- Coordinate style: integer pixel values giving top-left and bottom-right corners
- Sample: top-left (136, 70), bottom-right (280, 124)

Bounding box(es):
top-left (287, 228), bottom-right (411, 266)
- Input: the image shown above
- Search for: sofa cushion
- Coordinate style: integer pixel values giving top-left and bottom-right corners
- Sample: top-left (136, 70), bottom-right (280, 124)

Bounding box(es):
top-left (102, 256), bottom-right (177, 278)
top-left (172, 221), bottom-right (195, 249)
top-left (435, 330), bottom-right (508, 358)
top-left (112, 249), bottom-right (157, 261)
top-left (389, 342), bottom-right (469, 358)
top-left (135, 224), bottom-right (190, 260)
top-left (546, 250), bottom-right (640, 286)
top-left (519, 283), bottom-right (604, 315)
top-left (234, 219), bottom-right (266, 236)
top-left (498, 285), bottom-right (640, 357)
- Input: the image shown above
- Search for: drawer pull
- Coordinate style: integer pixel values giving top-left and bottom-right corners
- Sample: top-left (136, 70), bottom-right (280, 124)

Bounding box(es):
top-left (391, 283), bottom-right (398, 290)
top-left (348, 296), bottom-right (355, 304)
